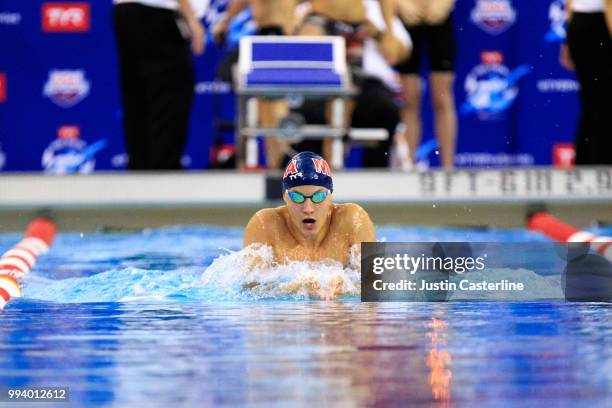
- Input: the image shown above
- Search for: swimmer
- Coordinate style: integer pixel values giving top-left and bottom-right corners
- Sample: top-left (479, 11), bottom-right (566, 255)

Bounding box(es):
top-left (243, 151), bottom-right (376, 299)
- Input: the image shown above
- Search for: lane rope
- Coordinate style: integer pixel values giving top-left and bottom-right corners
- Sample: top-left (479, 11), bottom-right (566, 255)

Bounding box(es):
top-left (527, 212), bottom-right (612, 261)
top-left (0, 218), bottom-right (56, 310)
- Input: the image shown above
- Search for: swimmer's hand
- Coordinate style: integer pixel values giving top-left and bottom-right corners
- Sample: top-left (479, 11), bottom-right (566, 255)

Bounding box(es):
top-left (278, 275), bottom-right (344, 301)
top-left (318, 275), bottom-right (345, 301)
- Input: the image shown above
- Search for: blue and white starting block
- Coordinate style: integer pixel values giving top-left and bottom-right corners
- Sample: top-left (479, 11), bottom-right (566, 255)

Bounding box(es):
top-left (237, 36), bottom-right (387, 169)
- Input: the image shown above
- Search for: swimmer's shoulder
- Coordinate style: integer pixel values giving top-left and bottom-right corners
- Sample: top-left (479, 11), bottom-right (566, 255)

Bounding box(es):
top-left (249, 208), bottom-right (286, 228)
top-left (333, 203), bottom-right (376, 242)
top-left (244, 208), bottom-right (284, 246)
top-left (333, 202), bottom-right (371, 220)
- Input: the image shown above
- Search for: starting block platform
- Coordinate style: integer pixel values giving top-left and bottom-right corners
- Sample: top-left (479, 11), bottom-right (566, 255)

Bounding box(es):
top-left (236, 36), bottom-right (387, 169)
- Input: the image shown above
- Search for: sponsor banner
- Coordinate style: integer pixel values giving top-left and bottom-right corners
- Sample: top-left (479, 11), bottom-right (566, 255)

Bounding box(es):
top-left (43, 70), bottom-right (90, 108)
top-left (42, 2), bottom-right (90, 32)
top-left (0, 0), bottom-right (589, 170)
top-left (361, 242), bottom-right (612, 301)
top-left (470, 0), bottom-right (517, 35)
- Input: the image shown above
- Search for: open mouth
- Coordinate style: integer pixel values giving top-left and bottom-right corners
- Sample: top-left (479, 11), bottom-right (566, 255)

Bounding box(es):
top-left (302, 218), bottom-right (316, 229)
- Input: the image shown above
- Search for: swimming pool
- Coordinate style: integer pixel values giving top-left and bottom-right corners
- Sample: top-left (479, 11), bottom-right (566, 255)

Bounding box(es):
top-left (1, 225), bottom-right (611, 407)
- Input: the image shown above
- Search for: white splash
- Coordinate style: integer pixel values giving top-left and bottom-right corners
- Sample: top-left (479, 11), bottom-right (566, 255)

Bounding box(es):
top-left (199, 244), bottom-right (362, 300)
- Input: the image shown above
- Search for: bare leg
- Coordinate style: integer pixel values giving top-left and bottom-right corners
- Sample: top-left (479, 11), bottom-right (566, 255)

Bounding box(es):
top-left (259, 99), bottom-right (289, 169)
top-left (324, 98), bottom-right (354, 167)
top-left (399, 74), bottom-right (422, 163)
top-left (429, 72), bottom-right (457, 169)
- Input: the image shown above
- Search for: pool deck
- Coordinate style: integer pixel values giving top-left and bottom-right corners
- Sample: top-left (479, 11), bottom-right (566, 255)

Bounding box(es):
top-left (1, 167), bottom-right (611, 231)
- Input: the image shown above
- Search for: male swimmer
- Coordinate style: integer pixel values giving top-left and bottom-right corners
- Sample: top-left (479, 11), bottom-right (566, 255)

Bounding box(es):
top-left (243, 152), bottom-right (376, 298)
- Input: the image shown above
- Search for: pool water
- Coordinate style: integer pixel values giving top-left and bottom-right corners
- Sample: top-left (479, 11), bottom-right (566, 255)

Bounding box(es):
top-left (1, 225), bottom-right (611, 407)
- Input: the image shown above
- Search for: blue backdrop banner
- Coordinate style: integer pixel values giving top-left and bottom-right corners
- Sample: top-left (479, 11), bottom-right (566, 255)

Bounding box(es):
top-left (0, 0), bottom-right (579, 172)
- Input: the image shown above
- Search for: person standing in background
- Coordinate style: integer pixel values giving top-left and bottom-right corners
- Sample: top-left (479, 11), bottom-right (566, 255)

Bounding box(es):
top-left (212, 0), bottom-right (298, 170)
top-left (113, 0), bottom-right (207, 170)
top-left (561, 0), bottom-right (612, 164)
top-left (395, 0), bottom-right (457, 169)
top-left (298, 0), bottom-right (407, 167)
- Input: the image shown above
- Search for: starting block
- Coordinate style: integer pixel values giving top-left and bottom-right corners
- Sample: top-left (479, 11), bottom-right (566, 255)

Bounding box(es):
top-left (237, 36), bottom-right (387, 169)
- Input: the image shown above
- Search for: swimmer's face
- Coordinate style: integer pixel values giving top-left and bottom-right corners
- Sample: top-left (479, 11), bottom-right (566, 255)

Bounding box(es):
top-left (284, 186), bottom-right (333, 235)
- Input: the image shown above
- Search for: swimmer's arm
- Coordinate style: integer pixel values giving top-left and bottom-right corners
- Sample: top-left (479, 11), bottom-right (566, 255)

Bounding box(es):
top-left (240, 215), bottom-right (269, 289)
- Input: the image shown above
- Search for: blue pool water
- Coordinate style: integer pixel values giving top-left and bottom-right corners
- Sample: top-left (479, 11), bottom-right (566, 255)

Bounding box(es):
top-left (1, 225), bottom-right (611, 407)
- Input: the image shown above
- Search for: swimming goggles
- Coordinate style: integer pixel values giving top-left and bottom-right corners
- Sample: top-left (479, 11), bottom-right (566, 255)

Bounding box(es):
top-left (287, 190), bottom-right (329, 204)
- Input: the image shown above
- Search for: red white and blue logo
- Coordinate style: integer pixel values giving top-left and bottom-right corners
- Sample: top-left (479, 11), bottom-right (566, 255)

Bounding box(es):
top-left (43, 69), bottom-right (90, 108)
top-left (42, 126), bottom-right (106, 174)
top-left (470, 0), bottom-right (517, 35)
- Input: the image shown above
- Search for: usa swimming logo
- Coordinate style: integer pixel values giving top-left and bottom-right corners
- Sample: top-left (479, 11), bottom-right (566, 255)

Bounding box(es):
top-left (462, 52), bottom-right (531, 118)
top-left (43, 69), bottom-right (90, 108)
top-left (470, 0), bottom-right (517, 35)
top-left (42, 126), bottom-right (106, 174)
top-left (545, 0), bottom-right (567, 43)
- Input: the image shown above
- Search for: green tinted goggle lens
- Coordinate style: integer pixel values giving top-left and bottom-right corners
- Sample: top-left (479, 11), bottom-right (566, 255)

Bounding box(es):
top-left (288, 190), bottom-right (329, 204)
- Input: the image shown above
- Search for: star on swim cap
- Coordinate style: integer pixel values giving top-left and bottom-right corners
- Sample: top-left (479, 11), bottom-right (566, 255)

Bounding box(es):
top-left (282, 151), bottom-right (333, 192)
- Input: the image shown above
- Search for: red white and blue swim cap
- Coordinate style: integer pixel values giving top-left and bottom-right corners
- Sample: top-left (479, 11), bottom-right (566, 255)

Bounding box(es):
top-left (282, 152), bottom-right (333, 192)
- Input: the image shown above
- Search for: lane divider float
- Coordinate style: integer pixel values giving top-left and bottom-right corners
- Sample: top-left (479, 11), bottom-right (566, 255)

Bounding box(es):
top-left (527, 212), bottom-right (612, 261)
top-left (0, 218), bottom-right (57, 310)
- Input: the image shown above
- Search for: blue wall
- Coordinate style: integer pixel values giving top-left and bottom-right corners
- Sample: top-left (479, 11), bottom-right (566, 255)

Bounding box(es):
top-left (0, 0), bottom-right (579, 172)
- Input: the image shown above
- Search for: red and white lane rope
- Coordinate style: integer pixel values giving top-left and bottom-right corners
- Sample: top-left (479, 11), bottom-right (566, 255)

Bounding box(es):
top-left (527, 212), bottom-right (612, 261)
top-left (0, 218), bottom-right (57, 310)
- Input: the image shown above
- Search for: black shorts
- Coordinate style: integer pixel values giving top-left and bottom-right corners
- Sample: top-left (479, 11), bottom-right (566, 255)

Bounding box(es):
top-left (256, 25), bottom-right (284, 36)
top-left (396, 15), bottom-right (455, 74)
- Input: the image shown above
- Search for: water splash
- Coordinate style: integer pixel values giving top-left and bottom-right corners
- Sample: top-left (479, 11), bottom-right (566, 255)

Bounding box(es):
top-left (20, 245), bottom-right (361, 303)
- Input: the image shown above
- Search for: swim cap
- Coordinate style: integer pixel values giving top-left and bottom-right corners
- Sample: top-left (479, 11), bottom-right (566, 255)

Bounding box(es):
top-left (282, 151), bottom-right (333, 192)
